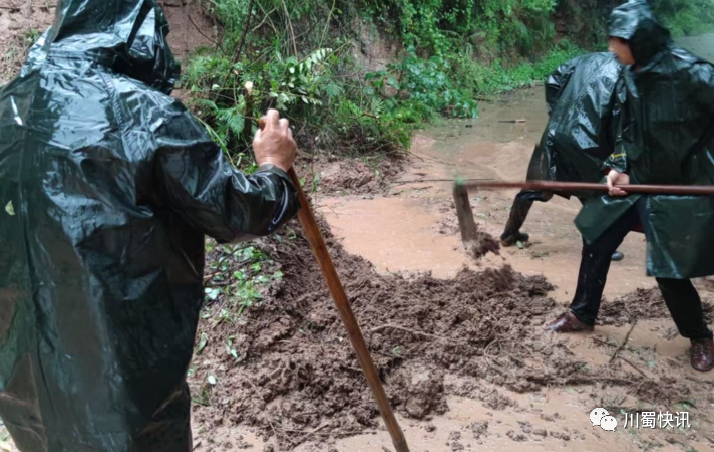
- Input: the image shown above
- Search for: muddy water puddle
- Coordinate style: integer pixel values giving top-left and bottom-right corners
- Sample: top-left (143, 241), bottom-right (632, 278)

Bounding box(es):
top-left (321, 86), bottom-right (653, 302)
top-left (314, 80), bottom-right (714, 452)
top-left (677, 32), bottom-right (714, 63)
top-left (320, 197), bottom-right (471, 278)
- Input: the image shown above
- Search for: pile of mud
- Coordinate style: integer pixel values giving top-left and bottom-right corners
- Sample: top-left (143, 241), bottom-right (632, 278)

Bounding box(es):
top-left (191, 218), bottom-right (710, 450)
top-left (298, 154), bottom-right (403, 196)
top-left (599, 287), bottom-right (714, 327)
top-left (465, 230), bottom-right (501, 259)
top-left (0, 1), bottom-right (54, 85)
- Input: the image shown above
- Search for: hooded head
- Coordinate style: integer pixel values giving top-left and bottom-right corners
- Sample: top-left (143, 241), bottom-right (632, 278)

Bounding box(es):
top-left (41, 0), bottom-right (177, 94)
top-left (608, 0), bottom-right (671, 66)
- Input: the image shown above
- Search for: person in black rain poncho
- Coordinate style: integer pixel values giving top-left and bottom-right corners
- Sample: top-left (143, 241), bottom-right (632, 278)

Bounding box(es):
top-left (547, 0), bottom-right (714, 373)
top-left (0, 1), bottom-right (300, 451)
top-left (500, 51), bottom-right (626, 261)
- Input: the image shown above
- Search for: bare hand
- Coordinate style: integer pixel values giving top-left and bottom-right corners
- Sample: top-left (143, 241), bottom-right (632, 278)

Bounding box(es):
top-left (607, 170), bottom-right (630, 196)
top-left (253, 109), bottom-right (296, 173)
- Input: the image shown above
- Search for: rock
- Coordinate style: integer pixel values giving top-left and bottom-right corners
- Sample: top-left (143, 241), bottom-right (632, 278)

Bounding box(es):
top-left (551, 432), bottom-right (571, 441)
top-left (470, 421), bottom-right (489, 439)
top-left (533, 429), bottom-right (548, 437)
top-left (448, 431), bottom-right (462, 441)
top-left (507, 430), bottom-right (528, 442)
top-left (424, 423), bottom-right (437, 433)
top-left (402, 364), bottom-right (446, 419)
top-left (518, 421), bottom-right (532, 434)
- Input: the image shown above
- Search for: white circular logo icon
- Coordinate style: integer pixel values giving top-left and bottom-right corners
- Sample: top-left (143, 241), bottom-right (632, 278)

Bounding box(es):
top-left (590, 408), bottom-right (609, 426)
top-left (600, 416), bottom-right (618, 432)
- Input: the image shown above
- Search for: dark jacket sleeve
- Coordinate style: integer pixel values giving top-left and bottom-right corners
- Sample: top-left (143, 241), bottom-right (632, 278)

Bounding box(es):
top-left (153, 111), bottom-right (299, 243)
top-left (603, 76), bottom-right (629, 174)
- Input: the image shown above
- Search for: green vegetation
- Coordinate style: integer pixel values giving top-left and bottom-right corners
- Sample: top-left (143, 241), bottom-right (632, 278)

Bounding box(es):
top-left (183, 0), bottom-right (714, 166)
top-left (362, 0), bottom-right (559, 57)
top-left (652, 0), bottom-right (714, 37)
top-left (184, 0), bottom-right (586, 165)
top-left (202, 240), bottom-right (285, 325)
top-left (197, 238), bottom-right (287, 369)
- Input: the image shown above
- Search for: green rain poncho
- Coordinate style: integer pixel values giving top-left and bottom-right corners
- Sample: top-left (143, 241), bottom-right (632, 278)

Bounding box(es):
top-left (0, 1), bottom-right (298, 451)
top-left (576, 0), bottom-right (714, 279)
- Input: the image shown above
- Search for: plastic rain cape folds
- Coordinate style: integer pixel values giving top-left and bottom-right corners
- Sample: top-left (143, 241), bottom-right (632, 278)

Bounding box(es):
top-left (0, 1), bottom-right (298, 451)
top-left (576, 0), bottom-right (714, 279)
top-left (520, 52), bottom-right (622, 202)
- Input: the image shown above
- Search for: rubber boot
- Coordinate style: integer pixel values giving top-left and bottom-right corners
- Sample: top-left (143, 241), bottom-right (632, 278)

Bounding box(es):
top-left (500, 195), bottom-right (533, 247)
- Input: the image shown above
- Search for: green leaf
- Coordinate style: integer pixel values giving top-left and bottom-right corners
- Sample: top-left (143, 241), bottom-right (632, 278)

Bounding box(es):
top-left (197, 331), bottom-right (209, 354)
top-left (516, 241), bottom-right (524, 249)
top-left (207, 375), bottom-right (217, 386)
top-left (4, 201), bottom-right (15, 216)
top-left (205, 287), bottom-right (221, 301)
top-left (216, 106), bottom-right (245, 137)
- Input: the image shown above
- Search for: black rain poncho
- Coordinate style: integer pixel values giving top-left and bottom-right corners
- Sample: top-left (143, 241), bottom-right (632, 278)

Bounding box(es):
top-left (575, 0), bottom-right (714, 279)
top-left (0, 1), bottom-right (299, 451)
top-left (521, 52), bottom-right (622, 201)
top-left (541, 52), bottom-right (623, 186)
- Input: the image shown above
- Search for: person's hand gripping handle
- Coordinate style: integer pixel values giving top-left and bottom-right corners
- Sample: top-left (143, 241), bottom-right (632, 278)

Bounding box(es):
top-left (253, 109), bottom-right (296, 172)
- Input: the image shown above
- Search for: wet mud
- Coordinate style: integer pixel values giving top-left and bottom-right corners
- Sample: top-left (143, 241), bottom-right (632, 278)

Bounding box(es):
top-left (192, 214), bottom-right (714, 451)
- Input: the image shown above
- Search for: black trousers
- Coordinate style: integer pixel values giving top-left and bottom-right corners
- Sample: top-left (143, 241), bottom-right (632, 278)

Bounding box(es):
top-left (570, 200), bottom-right (713, 340)
top-left (501, 190), bottom-right (552, 239)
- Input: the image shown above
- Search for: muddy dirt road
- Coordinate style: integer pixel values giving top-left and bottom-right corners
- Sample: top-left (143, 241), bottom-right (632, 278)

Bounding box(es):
top-left (309, 89), bottom-right (714, 452)
top-left (321, 87), bottom-right (652, 302)
top-left (297, 38), bottom-right (714, 452)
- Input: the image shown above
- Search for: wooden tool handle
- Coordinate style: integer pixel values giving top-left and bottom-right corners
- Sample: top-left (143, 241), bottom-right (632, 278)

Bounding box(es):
top-left (459, 180), bottom-right (714, 196)
top-left (287, 168), bottom-right (409, 452)
top-left (259, 115), bottom-right (410, 452)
